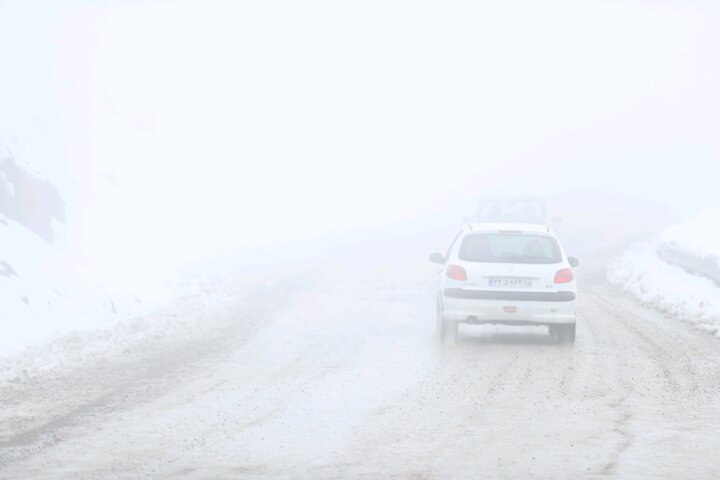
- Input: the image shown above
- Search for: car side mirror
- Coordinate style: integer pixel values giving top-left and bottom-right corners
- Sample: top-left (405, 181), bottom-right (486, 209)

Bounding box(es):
top-left (429, 252), bottom-right (445, 264)
top-left (568, 257), bottom-right (579, 268)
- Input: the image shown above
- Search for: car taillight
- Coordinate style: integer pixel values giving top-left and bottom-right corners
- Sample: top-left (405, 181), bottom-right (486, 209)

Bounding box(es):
top-left (446, 264), bottom-right (467, 281)
top-left (554, 268), bottom-right (574, 284)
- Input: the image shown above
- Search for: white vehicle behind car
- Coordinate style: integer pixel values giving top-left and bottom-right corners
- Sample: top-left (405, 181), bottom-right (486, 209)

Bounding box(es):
top-left (429, 223), bottom-right (578, 344)
top-left (474, 198), bottom-right (554, 226)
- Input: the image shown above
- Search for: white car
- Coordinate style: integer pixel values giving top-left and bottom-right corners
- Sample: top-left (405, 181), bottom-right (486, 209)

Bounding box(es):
top-left (474, 198), bottom-right (552, 226)
top-left (429, 223), bottom-right (578, 344)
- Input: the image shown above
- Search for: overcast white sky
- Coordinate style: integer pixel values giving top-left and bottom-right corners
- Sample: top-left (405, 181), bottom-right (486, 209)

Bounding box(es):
top-left (1, 0), bottom-right (720, 283)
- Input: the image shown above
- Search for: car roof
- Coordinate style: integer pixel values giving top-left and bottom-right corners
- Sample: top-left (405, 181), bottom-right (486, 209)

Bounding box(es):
top-left (464, 222), bottom-right (553, 235)
top-left (476, 197), bottom-right (547, 203)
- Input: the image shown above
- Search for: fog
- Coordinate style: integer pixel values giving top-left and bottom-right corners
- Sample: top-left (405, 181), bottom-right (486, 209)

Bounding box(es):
top-left (3, 0), bottom-right (720, 478)
top-left (2, 0), bottom-right (720, 278)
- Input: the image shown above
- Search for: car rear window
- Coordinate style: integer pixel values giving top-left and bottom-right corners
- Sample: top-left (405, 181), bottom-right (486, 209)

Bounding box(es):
top-left (459, 233), bottom-right (562, 264)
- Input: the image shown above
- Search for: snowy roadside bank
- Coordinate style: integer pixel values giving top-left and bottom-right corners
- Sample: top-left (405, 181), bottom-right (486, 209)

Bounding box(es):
top-left (1, 145), bottom-right (160, 358)
top-left (0, 289), bottom-right (229, 386)
top-left (0, 266), bottom-right (311, 387)
top-left (608, 207), bottom-right (720, 337)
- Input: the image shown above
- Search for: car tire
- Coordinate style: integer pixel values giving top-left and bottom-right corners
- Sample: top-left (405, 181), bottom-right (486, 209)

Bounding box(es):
top-left (444, 319), bottom-right (459, 345)
top-left (553, 323), bottom-right (576, 344)
top-left (565, 323), bottom-right (576, 344)
top-left (436, 300), bottom-right (458, 345)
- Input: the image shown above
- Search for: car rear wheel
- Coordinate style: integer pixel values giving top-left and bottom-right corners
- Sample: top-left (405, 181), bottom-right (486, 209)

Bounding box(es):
top-left (551, 323), bottom-right (576, 344)
top-left (436, 300), bottom-right (458, 345)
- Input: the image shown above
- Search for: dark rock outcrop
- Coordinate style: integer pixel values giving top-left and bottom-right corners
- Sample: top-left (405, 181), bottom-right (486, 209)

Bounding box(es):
top-left (0, 260), bottom-right (18, 278)
top-left (0, 156), bottom-right (65, 242)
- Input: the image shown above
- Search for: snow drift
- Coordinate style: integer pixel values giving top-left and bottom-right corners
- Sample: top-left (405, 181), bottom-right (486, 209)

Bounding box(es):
top-left (608, 207), bottom-right (720, 336)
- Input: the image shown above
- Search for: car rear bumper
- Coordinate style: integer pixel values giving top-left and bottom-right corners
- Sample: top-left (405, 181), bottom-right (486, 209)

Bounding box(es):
top-left (444, 288), bottom-right (575, 302)
top-left (441, 288), bottom-right (576, 325)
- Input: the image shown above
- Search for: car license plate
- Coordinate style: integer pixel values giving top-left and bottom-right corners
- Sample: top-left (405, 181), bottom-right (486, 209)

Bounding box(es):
top-left (488, 277), bottom-right (534, 288)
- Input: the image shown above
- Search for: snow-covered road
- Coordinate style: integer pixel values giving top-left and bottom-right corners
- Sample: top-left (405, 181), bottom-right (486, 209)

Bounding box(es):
top-left (2, 231), bottom-right (720, 479)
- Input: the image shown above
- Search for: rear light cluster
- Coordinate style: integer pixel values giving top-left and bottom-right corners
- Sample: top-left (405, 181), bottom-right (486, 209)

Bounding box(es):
top-left (554, 268), bottom-right (574, 284)
top-left (446, 264), bottom-right (467, 281)
top-left (445, 265), bottom-right (572, 284)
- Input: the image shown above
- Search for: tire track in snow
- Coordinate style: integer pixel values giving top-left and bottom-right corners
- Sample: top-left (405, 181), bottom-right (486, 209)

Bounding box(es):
top-left (0, 274), bottom-right (313, 469)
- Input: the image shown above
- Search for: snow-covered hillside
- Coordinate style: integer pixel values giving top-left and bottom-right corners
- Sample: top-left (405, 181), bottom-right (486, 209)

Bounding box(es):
top-left (608, 207), bottom-right (720, 336)
top-left (0, 143), bottom-right (167, 358)
top-left (659, 207), bottom-right (720, 267)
